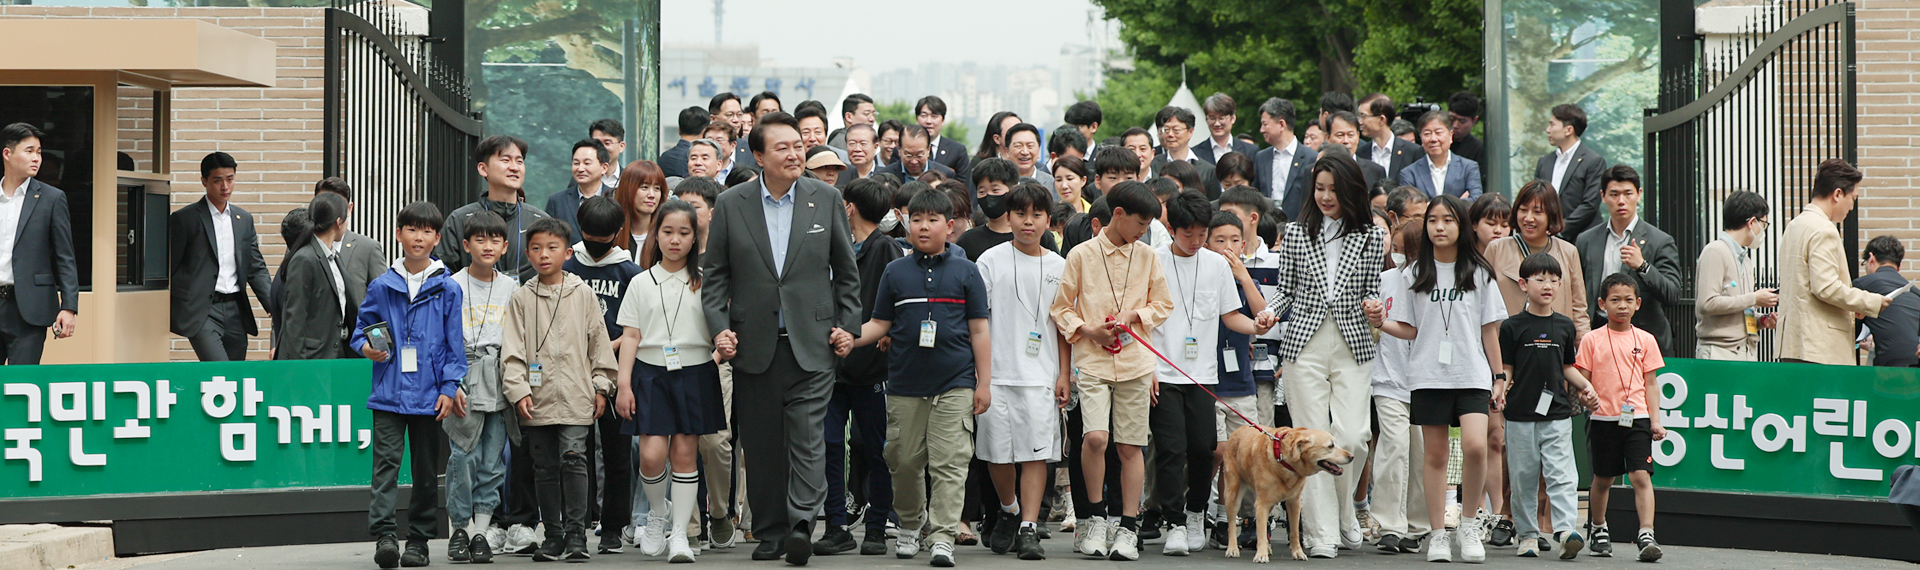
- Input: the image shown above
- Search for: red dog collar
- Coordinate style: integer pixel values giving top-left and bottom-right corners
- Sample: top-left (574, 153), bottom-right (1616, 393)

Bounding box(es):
top-left (1272, 431), bottom-right (1302, 474)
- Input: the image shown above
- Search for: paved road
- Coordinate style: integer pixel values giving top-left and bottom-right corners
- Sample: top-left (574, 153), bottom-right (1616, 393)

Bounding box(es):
top-left (113, 528), bottom-right (1914, 570)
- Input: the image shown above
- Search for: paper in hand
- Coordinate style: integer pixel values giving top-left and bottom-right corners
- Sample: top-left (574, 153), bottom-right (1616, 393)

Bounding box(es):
top-left (1888, 282), bottom-right (1915, 301)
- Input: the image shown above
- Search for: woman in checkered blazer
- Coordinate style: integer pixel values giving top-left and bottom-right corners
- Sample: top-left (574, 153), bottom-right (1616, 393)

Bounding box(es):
top-left (1261, 150), bottom-right (1386, 555)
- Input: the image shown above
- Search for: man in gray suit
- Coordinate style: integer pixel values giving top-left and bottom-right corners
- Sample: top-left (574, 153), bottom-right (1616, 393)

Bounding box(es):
top-left (0, 123), bottom-right (78, 364)
top-left (314, 177), bottom-right (386, 323)
top-left (170, 152), bottom-right (274, 361)
top-left (1535, 104), bottom-right (1609, 241)
top-left (702, 112), bottom-right (862, 566)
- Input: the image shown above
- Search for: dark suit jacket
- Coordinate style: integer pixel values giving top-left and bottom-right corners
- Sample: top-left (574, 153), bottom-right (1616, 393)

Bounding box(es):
top-left (931, 136), bottom-right (970, 182)
top-left (658, 139), bottom-right (691, 178)
top-left (733, 146), bottom-right (758, 171)
top-left (1576, 219), bottom-right (1682, 353)
top-left (274, 239), bottom-right (348, 360)
top-left (1535, 143), bottom-right (1609, 241)
top-left (873, 161), bottom-right (958, 187)
top-left (1359, 160), bottom-right (1387, 192)
top-left (4, 179), bottom-right (78, 327)
top-left (1854, 266), bottom-right (1920, 367)
top-left (1253, 143), bottom-right (1320, 223)
top-left (544, 186), bottom-right (609, 244)
top-left (1193, 136), bottom-right (1258, 165)
top-left (1359, 137), bottom-right (1422, 179)
top-left (169, 197), bottom-right (273, 337)
top-left (1151, 153), bottom-right (1222, 199)
top-left (702, 178), bottom-right (862, 375)
top-left (1397, 153), bottom-right (1484, 200)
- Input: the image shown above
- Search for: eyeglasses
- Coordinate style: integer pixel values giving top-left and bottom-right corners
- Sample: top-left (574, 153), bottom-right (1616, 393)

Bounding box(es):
top-left (899, 150), bottom-right (929, 160)
top-left (1161, 125), bottom-right (1189, 136)
top-left (1526, 276), bottom-right (1562, 285)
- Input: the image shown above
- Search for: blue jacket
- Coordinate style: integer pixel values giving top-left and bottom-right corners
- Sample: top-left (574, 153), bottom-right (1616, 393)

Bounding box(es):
top-left (351, 259), bottom-right (469, 415)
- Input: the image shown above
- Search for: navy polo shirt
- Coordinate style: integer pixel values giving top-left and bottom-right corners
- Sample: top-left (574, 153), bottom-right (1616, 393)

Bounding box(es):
top-left (871, 243), bottom-right (991, 397)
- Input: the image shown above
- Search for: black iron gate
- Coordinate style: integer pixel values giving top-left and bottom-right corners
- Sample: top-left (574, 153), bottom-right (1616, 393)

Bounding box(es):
top-left (324, 0), bottom-right (483, 260)
top-left (1643, 0), bottom-right (1855, 359)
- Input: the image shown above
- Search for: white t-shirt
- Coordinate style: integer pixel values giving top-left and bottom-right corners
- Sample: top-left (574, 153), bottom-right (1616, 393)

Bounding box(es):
top-left (977, 242), bottom-right (1066, 387)
top-left (456, 268), bottom-right (517, 351)
top-left (617, 265), bottom-right (714, 367)
top-left (1153, 245), bottom-right (1243, 385)
top-left (1386, 261), bottom-right (1507, 391)
top-left (1370, 268), bottom-right (1414, 402)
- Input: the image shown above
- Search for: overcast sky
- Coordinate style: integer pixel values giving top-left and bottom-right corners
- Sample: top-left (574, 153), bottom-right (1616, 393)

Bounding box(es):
top-left (662, 0), bottom-right (1106, 71)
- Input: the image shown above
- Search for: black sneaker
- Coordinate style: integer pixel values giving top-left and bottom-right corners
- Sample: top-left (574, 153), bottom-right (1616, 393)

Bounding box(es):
top-left (448, 529), bottom-right (471, 562)
top-left (1635, 529), bottom-right (1663, 562)
top-left (1015, 526), bottom-right (1046, 560)
top-left (1490, 518), bottom-right (1514, 547)
top-left (374, 534), bottom-right (401, 569)
top-left (563, 529), bottom-right (591, 561)
top-left (813, 525), bottom-right (857, 555)
top-left (469, 531), bottom-right (495, 564)
top-left (989, 512), bottom-right (1019, 555)
top-left (1210, 519), bottom-right (1231, 551)
top-left (400, 540), bottom-right (430, 567)
top-left (1376, 533), bottom-right (1402, 554)
top-left (533, 536), bottom-right (565, 562)
top-left (1237, 518), bottom-right (1258, 549)
top-left (1586, 522), bottom-right (1612, 557)
top-left (861, 527), bottom-right (889, 555)
top-left (1138, 512), bottom-right (1162, 541)
top-left (1400, 534), bottom-right (1424, 554)
top-left (598, 528), bottom-right (623, 554)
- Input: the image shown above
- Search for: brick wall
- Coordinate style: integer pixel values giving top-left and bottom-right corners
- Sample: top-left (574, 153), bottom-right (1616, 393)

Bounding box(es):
top-left (1854, 1), bottom-right (1920, 275)
top-left (0, 5), bottom-right (326, 361)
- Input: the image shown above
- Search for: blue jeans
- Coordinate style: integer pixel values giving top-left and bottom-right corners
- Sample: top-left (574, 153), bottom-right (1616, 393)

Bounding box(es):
top-left (446, 411), bottom-right (509, 528)
top-left (825, 382), bottom-right (893, 529)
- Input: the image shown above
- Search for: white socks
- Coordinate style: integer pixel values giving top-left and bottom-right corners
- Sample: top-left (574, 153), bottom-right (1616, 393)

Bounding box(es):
top-left (1001, 502), bottom-right (1019, 515)
top-left (471, 513), bottom-right (493, 535)
top-left (642, 469), bottom-right (669, 519)
top-left (671, 472), bottom-right (701, 535)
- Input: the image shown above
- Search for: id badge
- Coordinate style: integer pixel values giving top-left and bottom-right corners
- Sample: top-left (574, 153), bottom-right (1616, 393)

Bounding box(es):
top-left (529, 362), bottom-right (544, 387)
top-left (664, 345), bottom-right (683, 371)
top-left (1026, 332), bottom-right (1043, 356)
top-left (1252, 344), bottom-right (1272, 371)
top-left (401, 345), bottom-right (419, 373)
top-left (1619, 403), bottom-right (1635, 427)
top-left (1437, 346), bottom-right (1454, 365)
top-left (1184, 336), bottom-right (1199, 360)
top-left (920, 320), bottom-right (937, 348)
top-left (1534, 389), bottom-right (1553, 416)
top-left (1743, 308), bottom-right (1760, 335)
top-left (1223, 348), bottom-right (1240, 373)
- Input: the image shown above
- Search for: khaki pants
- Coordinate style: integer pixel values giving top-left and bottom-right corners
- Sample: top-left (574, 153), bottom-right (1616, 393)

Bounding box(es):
top-left (1371, 396), bottom-right (1430, 537)
top-left (1695, 342), bottom-right (1755, 361)
top-left (885, 389), bottom-right (975, 545)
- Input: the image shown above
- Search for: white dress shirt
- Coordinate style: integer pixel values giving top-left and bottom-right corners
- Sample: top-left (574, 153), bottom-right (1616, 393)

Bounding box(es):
top-left (209, 200), bottom-right (239, 294)
top-left (1269, 139), bottom-right (1298, 201)
top-left (1427, 154), bottom-right (1451, 197)
top-left (0, 179), bottom-right (27, 286)
top-left (1320, 220), bottom-right (1345, 298)
top-left (325, 242), bottom-right (348, 321)
top-left (1552, 140), bottom-right (1581, 193)
top-left (1603, 216), bottom-right (1639, 278)
top-left (1370, 138), bottom-right (1393, 173)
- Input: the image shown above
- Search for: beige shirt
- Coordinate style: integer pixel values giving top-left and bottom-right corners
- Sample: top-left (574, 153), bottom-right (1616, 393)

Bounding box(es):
top-left (1051, 233), bottom-right (1174, 381)
top-left (1695, 238), bottom-right (1758, 349)
top-left (617, 265), bottom-right (713, 367)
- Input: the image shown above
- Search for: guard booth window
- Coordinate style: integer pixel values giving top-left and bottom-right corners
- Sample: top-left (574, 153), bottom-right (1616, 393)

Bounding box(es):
top-left (0, 85), bottom-right (94, 292)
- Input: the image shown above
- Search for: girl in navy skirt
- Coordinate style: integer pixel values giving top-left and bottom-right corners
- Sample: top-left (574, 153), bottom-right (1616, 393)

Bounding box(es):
top-left (614, 200), bottom-right (724, 563)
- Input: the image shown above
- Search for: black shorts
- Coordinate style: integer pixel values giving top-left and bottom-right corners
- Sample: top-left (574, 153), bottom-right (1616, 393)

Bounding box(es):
top-left (1587, 418), bottom-right (1656, 477)
top-left (1410, 388), bottom-right (1491, 427)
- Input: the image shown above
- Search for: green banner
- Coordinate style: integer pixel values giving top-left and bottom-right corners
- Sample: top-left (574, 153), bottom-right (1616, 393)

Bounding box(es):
top-left (1, 360), bottom-right (395, 498)
top-left (1653, 358), bottom-right (1920, 499)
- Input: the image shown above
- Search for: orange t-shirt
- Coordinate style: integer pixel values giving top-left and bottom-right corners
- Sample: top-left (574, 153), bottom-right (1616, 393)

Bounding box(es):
top-left (1574, 325), bottom-right (1665, 421)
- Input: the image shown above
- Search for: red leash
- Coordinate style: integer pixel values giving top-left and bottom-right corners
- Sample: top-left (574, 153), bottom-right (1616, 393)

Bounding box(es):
top-left (1112, 323), bottom-right (1298, 470)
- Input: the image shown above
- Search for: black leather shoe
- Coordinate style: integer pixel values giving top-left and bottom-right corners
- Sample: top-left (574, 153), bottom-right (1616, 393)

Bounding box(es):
top-left (785, 521), bottom-right (814, 566)
top-left (752, 539), bottom-right (786, 560)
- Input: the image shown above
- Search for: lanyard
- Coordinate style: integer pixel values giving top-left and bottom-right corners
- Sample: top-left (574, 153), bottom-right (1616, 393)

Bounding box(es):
top-left (531, 288), bottom-right (564, 359)
top-left (463, 273), bottom-right (498, 343)
top-left (650, 268), bottom-right (686, 342)
top-left (1098, 242), bottom-right (1136, 317)
top-left (1011, 252), bottom-right (1048, 332)
top-left (1175, 253), bottom-right (1202, 325)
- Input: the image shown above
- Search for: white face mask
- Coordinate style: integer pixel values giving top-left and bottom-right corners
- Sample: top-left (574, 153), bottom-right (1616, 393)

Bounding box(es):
top-left (878, 209), bottom-right (900, 232)
top-left (1390, 252), bottom-right (1407, 267)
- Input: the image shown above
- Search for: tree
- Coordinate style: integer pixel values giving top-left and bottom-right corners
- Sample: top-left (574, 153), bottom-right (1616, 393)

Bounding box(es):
top-left (1499, 0), bottom-right (1657, 176)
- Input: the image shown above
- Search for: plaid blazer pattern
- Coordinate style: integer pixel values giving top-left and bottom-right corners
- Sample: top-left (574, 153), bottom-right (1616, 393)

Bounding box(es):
top-left (1265, 221), bottom-right (1386, 364)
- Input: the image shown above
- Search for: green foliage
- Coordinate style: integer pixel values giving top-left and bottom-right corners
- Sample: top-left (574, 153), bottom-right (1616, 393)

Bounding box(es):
top-left (481, 61), bottom-right (622, 207)
top-left (1498, 0), bottom-right (1657, 182)
top-left (1352, 0), bottom-right (1485, 103)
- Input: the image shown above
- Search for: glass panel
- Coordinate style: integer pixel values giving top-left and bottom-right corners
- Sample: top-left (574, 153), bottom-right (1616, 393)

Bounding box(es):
top-left (0, 86), bottom-right (94, 291)
top-left (1494, 0), bottom-right (1660, 191)
top-left (116, 83), bottom-right (159, 174)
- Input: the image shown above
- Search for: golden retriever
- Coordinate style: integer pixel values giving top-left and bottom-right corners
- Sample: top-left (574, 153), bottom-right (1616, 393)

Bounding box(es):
top-left (1220, 425), bottom-right (1356, 562)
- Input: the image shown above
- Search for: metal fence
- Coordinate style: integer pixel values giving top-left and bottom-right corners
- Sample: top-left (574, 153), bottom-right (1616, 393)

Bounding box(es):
top-left (1643, 0), bottom-right (1855, 359)
top-left (323, 0), bottom-right (483, 261)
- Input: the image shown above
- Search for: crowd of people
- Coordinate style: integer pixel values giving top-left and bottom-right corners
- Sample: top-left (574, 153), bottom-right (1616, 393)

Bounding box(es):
top-left (0, 82), bottom-right (1898, 569)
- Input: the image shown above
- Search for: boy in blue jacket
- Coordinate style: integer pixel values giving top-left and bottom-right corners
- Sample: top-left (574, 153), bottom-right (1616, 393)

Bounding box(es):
top-left (352, 201), bottom-right (470, 569)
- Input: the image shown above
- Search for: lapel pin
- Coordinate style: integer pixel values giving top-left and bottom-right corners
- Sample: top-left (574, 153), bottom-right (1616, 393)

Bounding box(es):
top-left (807, 202), bottom-right (814, 208)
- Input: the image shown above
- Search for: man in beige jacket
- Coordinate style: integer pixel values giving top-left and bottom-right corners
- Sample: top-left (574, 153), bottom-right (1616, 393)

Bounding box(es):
top-left (1694, 191), bottom-right (1779, 360)
top-left (1777, 160), bottom-right (1889, 364)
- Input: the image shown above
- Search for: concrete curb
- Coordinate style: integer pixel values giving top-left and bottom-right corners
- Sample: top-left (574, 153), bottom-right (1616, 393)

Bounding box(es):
top-left (0, 524), bottom-right (114, 570)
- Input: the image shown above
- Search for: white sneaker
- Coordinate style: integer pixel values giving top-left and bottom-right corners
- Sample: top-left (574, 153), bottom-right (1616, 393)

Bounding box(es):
top-left (642, 512), bottom-right (670, 556)
top-left (668, 528), bottom-right (696, 563)
top-left (1163, 525), bottom-right (1189, 556)
top-left (621, 524), bottom-right (638, 547)
top-left (1426, 528), bottom-right (1453, 562)
top-left (896, 527), bottom-right (922, 559)
top-left (1341, 523), bottom-right (1365, 549)
top-left (483, 525), bottom-right (507, 552)
top-left (1308, 544), bottom-right (1338, 558)
top-left (1184, 511), bottom-right (1206, 553)
top-left (1458, 522), bottom-right (1486, 562)
top-left (930, 541), bottom-right (956, 567)
top-left (1071, 519), bottom-right (1085, 553)
top-left (505, 524), bottom-right (538, 554)
top-left (1444, 503), bottom-right (1462, 529)
top-left (1079, 517), bottom-right (1109, 558)
top-left (1108, 525), bottom-right (1140, 561)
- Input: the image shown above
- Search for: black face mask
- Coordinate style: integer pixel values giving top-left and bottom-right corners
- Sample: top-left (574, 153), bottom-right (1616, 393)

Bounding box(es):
top-left (977, 193), bottom-right (1009, 221)
top-left (582, 240), bottom-right (615, 258)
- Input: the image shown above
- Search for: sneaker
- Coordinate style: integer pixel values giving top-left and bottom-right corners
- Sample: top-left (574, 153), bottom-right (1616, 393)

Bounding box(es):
top-left (533, 536), bottom-right (566, 562)
top-left (1071, 519), bottom-right (1084, 553)
top-left (1015, 526), bottom-right (1046, 560)
top-left (1184, 512), bottom-right (1205, 553)
top-left (448, 528), bottom-right (471, 562)
top-left (1489, 518), bottom-right (1515, 548)
top-left (669, 528), bottom-right (697, 563)
top-left (400, 540), bottom-right (429, 567)
top-left (896, 527), bottom-right (923, 559)
top-left (1137, 512), bottom-right (1162, 540)
top-left (1237, 518), bottom-right (1258, 549)
top-left (1518, 537), bottom-right (1538, 557)
top-left (1635, 529), bottom-right (1663, 562)
top-left (507, 524), bottom-right (539, 555)
top-left (989, 511), bottom-right (1019, 555)
top-left (860, 527), bottom-right (888, 555)
top-left (930, 541), bottom-right (956, 567)
top-left (1162, 524), bottom-right (1188, 556)
top-left (1208, 517), bottom-right (1230, 551)
top-left (642, 512), bottom-right (670, 556)
top-left (470, 530), bottom-right (495, 564)
top-left (1458, 522), bottom-right (1486, 563)
top-left (484, 525), bottom-right (507, 553)
top-left (1108, 526), bottom-right (1140, 561)
top-left (374, 534), bottom-right (401, 569)
top-left (1308, 544), bottom-right (1338, 558)
top-left (1078, 517), bottom-right (1109, 558)
top-left (622, 524), bottom-right (639, 547)
top-left (1377, 533), bottom-right (1404, 554)
top-left (1356, 508), bottom-right (1379, 539)
top-left (1585, 522), bottom-right (1612, 557)
top-left (814, 525), bottom-right (857, 555)
top-left (1555, 531), bottom-right (1583, 560)
top-left (1444, 503), bottom-right (1462, 530)
top-left (1340, 523), bottom-right (1364, 549)
top-left (1425, 528), bottom-right (1453, 563)
top-left (565, 529), bottom-right (592, 561)
top-left (600, 527), bottom-right (624, 554)
top-left (1396, 534), bottom-right (1423, 554)
top-left (709, 517), bottom-right (738, 549)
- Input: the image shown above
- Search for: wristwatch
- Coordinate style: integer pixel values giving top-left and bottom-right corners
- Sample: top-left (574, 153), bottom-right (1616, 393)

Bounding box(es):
top-left (1493, 372), bottom-right (1508, 383)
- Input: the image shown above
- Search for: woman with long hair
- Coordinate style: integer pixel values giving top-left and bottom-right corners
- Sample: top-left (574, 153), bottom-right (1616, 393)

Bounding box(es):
top-left (615, 160), bottom-right (667, 252)
top-left (974, 111), bottom-right (1023, 162)
top-left (1263, 152), bottom-right (1386, 558)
